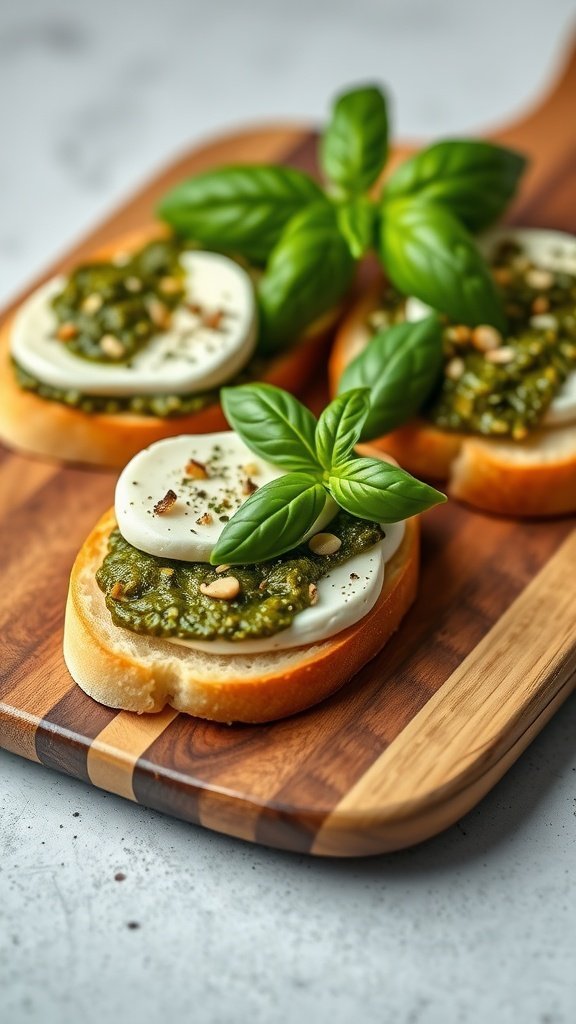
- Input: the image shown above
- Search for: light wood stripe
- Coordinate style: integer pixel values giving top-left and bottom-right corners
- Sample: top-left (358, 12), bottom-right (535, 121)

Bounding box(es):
top-left (0, 654), bottom-right (74, 761)
top-left (314, 528), bottom-right (576, 855)
top-left (87, 708), bottom-right (179, 799)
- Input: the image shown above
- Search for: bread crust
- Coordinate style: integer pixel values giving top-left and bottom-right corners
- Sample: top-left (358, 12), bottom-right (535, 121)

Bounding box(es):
top-left (63, 509), bottom-right (419, 724)
top-left (0, 226), bottom-right (336, 468)
top-left (329, 282), bottom-right (576, 518)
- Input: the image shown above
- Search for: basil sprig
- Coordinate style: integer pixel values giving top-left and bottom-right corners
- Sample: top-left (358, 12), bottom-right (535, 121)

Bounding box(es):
top-left (211, 384), bottom-right (445, 565)
top-left (159, 85), bottom-right (527, 345)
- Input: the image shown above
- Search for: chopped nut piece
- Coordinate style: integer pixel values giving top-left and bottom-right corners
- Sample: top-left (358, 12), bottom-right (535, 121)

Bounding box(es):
top-left (445, 357), bottom-right (465, 381)
top-left (153, 489), bottom-right (178, 515)
top-left (125, 276), bottom-right (142, 293)
top-left (110, 582), bottom-right (124, 599)
top-left (308, 533), bottom-right (342, 556)
top-left (215, 564), bottom-right (231, 574)
top-left (242, 477), bottom-right (258, 496)
top-left (530, 313), bottom-right (557, 331)
top-left (148, 297), bottom-right (172, 329)
top-left (57, 322), bottom-right (78, 342)
top-left (81, 293), bottom-right (103, 315)
top-left (368, 309), bottom-right (389, 329)
top-left (446, 325), bottom-right (471, 345)
top-left (525, 268), bottom-right (553, 290)
top-left (308, 583), bottom-right (318, 605)
top-left (203, 309), bottom-right (224, 330)
top-left (185, 458), bottom-right (209, 480)
top-left (471, 325), bottom-right (502, 352)
top-left (492, 266), bottom-right (512, 287)
top-left (531, 295), bottom-right (549, 314)
top-left (485, 346), bottom-right (515, 364)
top-left (100, 334), bottom-right (125, 359)
top-left (196, 512), bottom-right (213, 526)
top-left (243, 463), bottom-right (260, 476)
top-left (199, 577), bottom-right (240, 601)
top-left (159, 275), bottom-right (181, 295)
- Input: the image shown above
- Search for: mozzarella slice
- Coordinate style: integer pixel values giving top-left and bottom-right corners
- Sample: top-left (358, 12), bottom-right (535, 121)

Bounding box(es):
top-left (11, 251), bottom-right (257, 396)
top-left (405, 227), bottom-right (576, 428)
top-left (115, 432), bottom-right (338, 564)
top-left (169, 521), bottom-right (405, 654)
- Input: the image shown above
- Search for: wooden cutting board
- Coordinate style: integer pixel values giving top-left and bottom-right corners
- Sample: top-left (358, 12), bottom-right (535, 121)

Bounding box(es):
top-left (1, 45), bottom-right (575, 857)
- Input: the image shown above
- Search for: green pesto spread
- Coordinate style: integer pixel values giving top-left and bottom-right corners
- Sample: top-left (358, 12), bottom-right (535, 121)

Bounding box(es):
top-left (372, 239), bottom-right (576, 440)
top-left (12, 355), bottom-right (269, 418)
top-left (51, 239), bottom-right (186, 362)
top-left (96, 511), bottom-right (383, 642)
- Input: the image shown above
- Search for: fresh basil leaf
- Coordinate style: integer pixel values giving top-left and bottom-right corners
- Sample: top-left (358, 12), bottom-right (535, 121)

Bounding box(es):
top-left (321, 85), bottom-right (389, 195)
top-left (315, 389), bottom-right (371, 470)
top-left (221, 383), bottom-right (320, 473)
top-left (339, 317), bottom-right (443, 438)
top-left (210, 474), bottom-right (328, 565)
top-left (380, 200), bottom-right (505, 331)
top-left (383, 140), bottom-right (527, 232)
top-left (336, 197), bottom-right (376, 258)
top-left (258, 203), bottom-right (355, 351)
top-left (328, 458), bottom-right (446, 523)
top-left (157, 165), bottom-right (326, 263)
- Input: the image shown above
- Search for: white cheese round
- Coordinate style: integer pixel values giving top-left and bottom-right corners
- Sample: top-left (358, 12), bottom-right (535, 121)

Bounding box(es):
top-left (169, 521), bottom-right (405, 654)
top-left (11, 250), bottom-right (257, 396)
top-left (115, 431), bottom-right (338, 564)
top-left (114, 430), bottom-right (406, 655)
top-left (405, 227), bottom-right (576, 428)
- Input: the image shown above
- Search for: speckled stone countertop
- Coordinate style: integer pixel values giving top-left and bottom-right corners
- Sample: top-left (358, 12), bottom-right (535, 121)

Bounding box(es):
top-left (1, 2), bottom-right (575, 1022)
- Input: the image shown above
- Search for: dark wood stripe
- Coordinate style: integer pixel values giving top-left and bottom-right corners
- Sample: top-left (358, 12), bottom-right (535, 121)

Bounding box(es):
top-left (34, 689), bottom-right (117, 782)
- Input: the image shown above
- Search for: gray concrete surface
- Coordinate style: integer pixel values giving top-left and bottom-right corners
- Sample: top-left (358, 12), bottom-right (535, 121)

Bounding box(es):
top-left (1, 2), bottom-right (575, 1021)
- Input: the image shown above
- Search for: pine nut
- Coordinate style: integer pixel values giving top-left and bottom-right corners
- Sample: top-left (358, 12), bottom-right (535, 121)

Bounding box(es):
top-left (148, 298), bottom-right (172, 329)
top-left (200, 577), bottom-right (240, 600)
top-left (57, 322), bottom-right (78, 341)
top-left (525, 268), bottom-right (553, 290)
top-left (471, 325), bottom-right (502, 352)
top-left (485, 346), bottom-right (515, 364)
top-left (215, 564), bottom-right (231, 574)
top-left (81, 293), bottom-right (103, 314)
top-left (100, 334), bottom-right (125, 359)
top-left (445, 357), bottom-right (465, 380)
top-left (308, 533), bottom-right (342, 556)
top-left (446, 325), bottom-right (471, 345)
top-left (308, 583), bottom-right (318, 605)
top-left (159, 276), bottom-right (181, 295)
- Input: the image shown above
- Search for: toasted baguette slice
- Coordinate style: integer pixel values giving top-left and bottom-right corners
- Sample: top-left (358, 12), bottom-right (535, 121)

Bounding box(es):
top-left (63, 508), bottom-right (419, 724)
top-left (329, 283), bottom-right (576, 518)
top-left (0, 226), bottom-right (337, 469)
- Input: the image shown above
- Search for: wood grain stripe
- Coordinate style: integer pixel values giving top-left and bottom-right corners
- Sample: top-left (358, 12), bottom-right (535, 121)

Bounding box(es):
top-left (86, 708), bottom-right (179, 799)
top-left (313, 528), bottom-right (576, 855)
